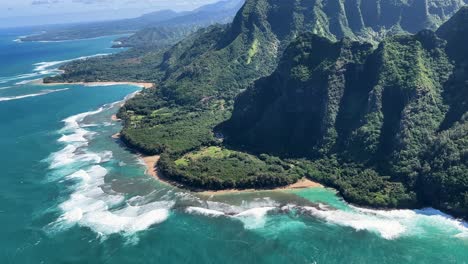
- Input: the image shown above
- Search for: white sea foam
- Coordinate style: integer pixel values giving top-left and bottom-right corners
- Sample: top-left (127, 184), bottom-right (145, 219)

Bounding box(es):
top-left (234, 207), bottom-right (276, 229)
top-left (57, 165), bottom-right (172, 235)
top-left (303, 206), bottom-right (406, 240)
top-left (14, 78), bottom-right (42, 85)
top-left (0, 53), bottom-right (111, 86)
top-left (49, 104), bottom-right (174, 236)
top-left (186, 207), bottom-right (225, 217)
top-left (0, 88), bottom-right (69, 102)
top-left (33, 53), bottom-right (110, 72)
top-left (0, 72), bottom-right (39, 84)
top-left (299, 205), bottom-right (468, 240)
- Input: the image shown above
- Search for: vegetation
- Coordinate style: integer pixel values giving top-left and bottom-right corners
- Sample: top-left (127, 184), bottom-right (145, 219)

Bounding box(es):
top-left (118, 90), bottom-right (231, 156)
top-left (159, 147), bottom-right (303, 190)
top-left (223, 8), bottom-right (468, 218)
top-left (48, 1), bottom-right (468, 219)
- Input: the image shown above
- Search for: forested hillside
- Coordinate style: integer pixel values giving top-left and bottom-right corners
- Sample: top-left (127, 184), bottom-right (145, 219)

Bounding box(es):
top-left (48, 0), bottom-right (467, 218)
top-left (48, 0), bottom-right (465, 102)
top-left (223, 7), bottom-right (468, 218)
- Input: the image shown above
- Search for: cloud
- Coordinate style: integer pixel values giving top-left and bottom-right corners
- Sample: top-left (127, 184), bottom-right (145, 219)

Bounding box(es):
top-left (72, 0), bottom-right (109, 4)
top-left (31, 0), bottom-right (63, 5)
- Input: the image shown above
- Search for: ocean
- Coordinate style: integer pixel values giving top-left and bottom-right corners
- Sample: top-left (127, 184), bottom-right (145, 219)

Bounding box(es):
top-left (0, 27), bottom-right (467, 264)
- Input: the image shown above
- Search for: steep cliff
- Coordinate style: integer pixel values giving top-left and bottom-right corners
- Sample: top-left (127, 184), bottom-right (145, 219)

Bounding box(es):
top-left (223, 7), bottom-right (468, 217)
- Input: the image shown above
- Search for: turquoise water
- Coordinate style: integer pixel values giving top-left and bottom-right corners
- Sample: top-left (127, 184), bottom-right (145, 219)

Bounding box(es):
top-left (0, 28), bottom-right (467, 264)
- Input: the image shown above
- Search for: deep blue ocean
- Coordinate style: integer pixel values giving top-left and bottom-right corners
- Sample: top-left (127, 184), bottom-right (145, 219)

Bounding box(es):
top-left (0, 27), bottom-right (467, 264)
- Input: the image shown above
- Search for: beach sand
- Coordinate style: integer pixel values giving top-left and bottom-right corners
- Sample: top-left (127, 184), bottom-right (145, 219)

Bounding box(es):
top-left (111, 114), bottom-right (120, 121)
top-left (142, 155), bottom-right (161, 178)
top-left (199, 178), bottom-right (323, 196)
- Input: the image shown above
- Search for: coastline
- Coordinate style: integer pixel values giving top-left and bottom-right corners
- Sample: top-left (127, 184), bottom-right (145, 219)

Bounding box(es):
top-left (141, 154), bottom-right (323, 194)
top-left (91, 81), bottom-right (325, 195)
top-left (36, 79), bottom-right (154, 89)
top-left (198, 178), bottom-right (323, 196)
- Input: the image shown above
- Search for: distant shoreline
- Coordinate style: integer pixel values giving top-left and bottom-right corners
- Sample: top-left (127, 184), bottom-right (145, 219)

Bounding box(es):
top-left (37, 79), bottom-right (155, 89)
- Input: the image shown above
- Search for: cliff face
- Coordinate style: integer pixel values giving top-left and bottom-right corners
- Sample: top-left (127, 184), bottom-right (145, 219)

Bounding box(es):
top-left (223, 7), bottom-right (468, 218)
top-left (155, 0), bottom-right (466, 104)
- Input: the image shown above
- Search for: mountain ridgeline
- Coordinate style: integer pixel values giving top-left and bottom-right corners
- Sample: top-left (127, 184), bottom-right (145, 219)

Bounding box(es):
top-left (222, 7), bottom-right (468, 218)
top-left (148, 0), bottom-right (468, 104)
top-left (48, 0), bottom-right (465, 103)
top-left (22, 0), bottom-right (244, 45)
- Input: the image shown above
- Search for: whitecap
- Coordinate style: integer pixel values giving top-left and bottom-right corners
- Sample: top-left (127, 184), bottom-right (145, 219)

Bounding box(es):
top-left (0, 72), bottom-right (39, 84)
top-left (0, 88), bottom-right (69, 102)
top-left (49, 105), bottom-right (174, 236)
top-left (234, 207), bottom-right (276, 230)
top-left (14, 78), bottom-right (42, 85)
top-left (186, 207), bottom-right (225, 217)
top-left (303, 206), bottom-right (406, 240)
top-left (57, 167), bottom-right (174, 235)
top-left (33, 53), bottom-right (110, 72)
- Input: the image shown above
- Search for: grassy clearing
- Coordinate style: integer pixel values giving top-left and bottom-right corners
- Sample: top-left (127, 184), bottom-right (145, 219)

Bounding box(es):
top-left (247, 38), bottom-right (259, 64)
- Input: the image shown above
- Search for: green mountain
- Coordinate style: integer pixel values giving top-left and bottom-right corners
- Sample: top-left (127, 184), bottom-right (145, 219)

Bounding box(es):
top-left (113, 0), bottom-right (245, 48)
top-left (222, 7), bottom-right (468, 218)
top-left (48, 0), bottom-right (467, 218)
top-left (49, 0), bottom-right (465, 103)
top-left (21, 0), bottom-right (243, 43)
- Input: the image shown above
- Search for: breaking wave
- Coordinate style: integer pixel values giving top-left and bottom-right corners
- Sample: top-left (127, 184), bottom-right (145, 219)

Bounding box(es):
top-left (183, 197), bottom-right (468, 240)
top-left (33, 53), bottom-right (110, 73)
top-left (0, 53), bottom-right (110, 85)
top-left (0, 88), bottom-right (69, 102)
top-left (47, 103), bottom-right (174, 237)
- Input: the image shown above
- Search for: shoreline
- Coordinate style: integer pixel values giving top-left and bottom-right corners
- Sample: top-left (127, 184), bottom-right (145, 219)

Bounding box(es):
top-left (103, 85), bottom-right (323, 195)
top-left (198, 178), bottom-right (323, 196)
top-left (36, 79), bottom-right (154, 89)
top-left (141, 155), bottom-right (323, 195)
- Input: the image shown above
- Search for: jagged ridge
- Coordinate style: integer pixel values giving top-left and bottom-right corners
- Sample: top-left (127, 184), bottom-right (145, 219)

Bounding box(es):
top-left (222, 7), bottom-right (468, 218)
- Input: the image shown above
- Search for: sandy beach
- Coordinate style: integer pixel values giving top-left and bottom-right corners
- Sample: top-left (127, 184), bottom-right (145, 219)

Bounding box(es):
top-left (142, 155), bottom-right (161, 178)
top-left (199, 178), bottom-right (323, 196)
top-left (111, 114), bottom-right (120, 121)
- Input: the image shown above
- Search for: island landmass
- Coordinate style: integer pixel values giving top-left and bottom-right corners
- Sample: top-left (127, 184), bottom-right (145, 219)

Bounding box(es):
top-left (44, 0), bottom-right (468, 220)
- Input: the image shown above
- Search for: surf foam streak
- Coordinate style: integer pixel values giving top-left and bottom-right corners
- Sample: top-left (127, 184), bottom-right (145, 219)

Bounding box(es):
top-left (183, 198), bottom-right (281, 230)
top-left (234, 207), bottom-right (276, 229)
top-left (33, 53), bottom-right (110, 72)
top-left (186, 207), bottom-right (225, 217)
top-left (298, 204), bottom-right (468, 240)
top-left (57, 165), bottom-right (173, 235)
top-left (0, 73), bottom-right (40, 84)
top-left (0, 53), bottom-right (110, 85)
top-left (0, 88), bottom-right (69, 102)
top-left (49, 102), bottom-right (173, 236)
top-left (183, 195), bottom-right (468, 239)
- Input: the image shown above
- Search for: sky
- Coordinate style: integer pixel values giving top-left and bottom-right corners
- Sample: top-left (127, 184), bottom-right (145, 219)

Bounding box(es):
top-left (0, 0), bottom-right (220, 28)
